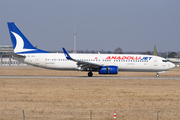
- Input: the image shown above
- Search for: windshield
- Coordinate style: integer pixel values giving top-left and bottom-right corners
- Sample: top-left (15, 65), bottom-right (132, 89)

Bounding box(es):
top-left (162, 60), bottom-right (169, 62)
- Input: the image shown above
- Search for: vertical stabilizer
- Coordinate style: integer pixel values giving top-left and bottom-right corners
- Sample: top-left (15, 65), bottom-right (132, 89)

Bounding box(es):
top-left (7, 22), bottom-right (49, 54)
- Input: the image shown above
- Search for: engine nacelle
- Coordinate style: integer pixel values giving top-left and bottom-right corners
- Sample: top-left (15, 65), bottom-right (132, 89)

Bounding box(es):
top-left (99, 66), bottom-right (118, 74)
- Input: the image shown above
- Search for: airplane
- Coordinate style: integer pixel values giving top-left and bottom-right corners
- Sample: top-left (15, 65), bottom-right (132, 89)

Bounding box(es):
top-left (7, 22), bottom-right (175, 77)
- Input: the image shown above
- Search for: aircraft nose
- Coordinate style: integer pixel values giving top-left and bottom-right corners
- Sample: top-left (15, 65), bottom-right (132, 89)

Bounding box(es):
top-left (169, 62), bottom-right (175, 69)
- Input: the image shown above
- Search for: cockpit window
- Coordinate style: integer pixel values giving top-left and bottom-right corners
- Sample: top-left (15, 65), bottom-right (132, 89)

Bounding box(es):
top-left (162, 60), bottom-right (169, 62)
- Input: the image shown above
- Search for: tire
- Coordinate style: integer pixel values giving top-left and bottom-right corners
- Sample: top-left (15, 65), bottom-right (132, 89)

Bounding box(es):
top-left (88, 72), bottom-right (93, 77)
top-left (156, 74), bottom-right (159, 77)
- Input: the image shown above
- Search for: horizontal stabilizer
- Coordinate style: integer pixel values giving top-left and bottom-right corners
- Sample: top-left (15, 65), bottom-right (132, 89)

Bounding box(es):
top-left (6, 52), bottom-right (26, 58)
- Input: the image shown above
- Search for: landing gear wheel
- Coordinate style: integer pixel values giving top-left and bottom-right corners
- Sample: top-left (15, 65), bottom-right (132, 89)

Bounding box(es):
top-left (156, 73), bottom-right (159, 77)
top-left (88, 72), bottom-right (93, 77)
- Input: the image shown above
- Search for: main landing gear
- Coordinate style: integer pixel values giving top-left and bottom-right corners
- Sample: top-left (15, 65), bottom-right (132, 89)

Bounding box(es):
top-left (88, 71), bottom-right (93, 77)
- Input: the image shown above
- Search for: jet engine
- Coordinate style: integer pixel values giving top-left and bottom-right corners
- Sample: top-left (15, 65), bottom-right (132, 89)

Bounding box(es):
top-left (99, 66), bottom-right (118, 74)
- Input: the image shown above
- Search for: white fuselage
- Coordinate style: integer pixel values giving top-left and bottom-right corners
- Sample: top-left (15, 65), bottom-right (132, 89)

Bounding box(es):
top-left (15, 53), bottom-right (175, 72)
top-left (7, 22), bottom-right (176, 76)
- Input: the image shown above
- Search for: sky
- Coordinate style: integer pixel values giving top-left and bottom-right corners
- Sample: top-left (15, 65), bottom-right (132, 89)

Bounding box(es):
top-left (0, 0), bottom-right (180, 52)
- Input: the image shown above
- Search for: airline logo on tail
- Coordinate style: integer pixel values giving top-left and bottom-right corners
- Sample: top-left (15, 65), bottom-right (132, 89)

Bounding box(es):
top-left (8, 22), bottom-right (49, 54)
top-left (11, 31), bottom-right (36, 53)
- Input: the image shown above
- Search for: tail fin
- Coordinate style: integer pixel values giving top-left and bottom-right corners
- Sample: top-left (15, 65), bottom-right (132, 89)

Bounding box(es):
top-left (7, 22), bottom-right (49, 54)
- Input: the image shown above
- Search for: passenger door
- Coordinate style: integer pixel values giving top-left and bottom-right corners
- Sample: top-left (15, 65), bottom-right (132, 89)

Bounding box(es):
top-left (154, 58), bottom-right (158, 66)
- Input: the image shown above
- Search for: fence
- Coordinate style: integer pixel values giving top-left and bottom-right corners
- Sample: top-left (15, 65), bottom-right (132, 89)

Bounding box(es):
top-left (0, 100), bottom-right (180, 120)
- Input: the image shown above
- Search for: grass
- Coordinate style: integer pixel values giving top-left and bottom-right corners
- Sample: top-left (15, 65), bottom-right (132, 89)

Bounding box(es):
top-left (0, 67), bottom-right (180, 119)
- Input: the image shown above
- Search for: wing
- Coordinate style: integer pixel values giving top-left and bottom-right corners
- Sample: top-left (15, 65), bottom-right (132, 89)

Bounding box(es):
top-left (62, 48), bottom-right (102, 70)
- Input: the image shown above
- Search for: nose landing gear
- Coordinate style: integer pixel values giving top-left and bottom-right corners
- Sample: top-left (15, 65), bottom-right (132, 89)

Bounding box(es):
top-left (156, 73), bottom-right (159, 77)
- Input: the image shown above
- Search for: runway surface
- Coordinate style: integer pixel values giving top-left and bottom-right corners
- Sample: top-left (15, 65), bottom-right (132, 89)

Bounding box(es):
top-left (0, 75), bottom-right (180, 79)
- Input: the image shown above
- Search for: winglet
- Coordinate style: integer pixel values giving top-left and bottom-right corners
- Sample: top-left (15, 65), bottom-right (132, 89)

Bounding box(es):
top-left (62, 47), bottom-right (72, 60)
